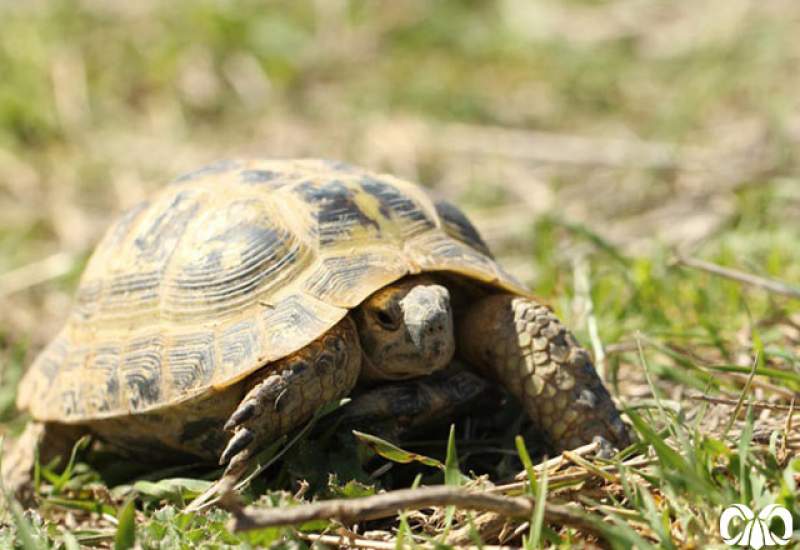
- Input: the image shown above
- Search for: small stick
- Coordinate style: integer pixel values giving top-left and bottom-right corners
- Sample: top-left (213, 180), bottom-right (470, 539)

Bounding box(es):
top-left (674, 256), bottom-right (800, 299)
top-left (225, 485), bottom-right (600, 537)
top-left (687, 394), bottom-right (798, 411)
top-left (711, 371), bottom-right (796, 400)
top-left (782, 399), bottom-right (795, 458)
top-left (298, 532), bottom-right (516, 550)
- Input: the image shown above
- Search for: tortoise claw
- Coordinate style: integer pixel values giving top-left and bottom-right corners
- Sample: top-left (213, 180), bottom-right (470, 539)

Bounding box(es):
top-left (224, 400), bottom-right (257, 432)
top-left (220, 428), bottom-right (254, 465)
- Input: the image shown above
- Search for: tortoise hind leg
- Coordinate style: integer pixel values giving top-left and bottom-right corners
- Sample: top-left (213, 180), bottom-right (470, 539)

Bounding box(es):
top-left (457, 294), bottom-right (632, 452)
top-left (2, 421), bottom-right (86, 500)
top-left (220, 317), bottom-right (362, 472)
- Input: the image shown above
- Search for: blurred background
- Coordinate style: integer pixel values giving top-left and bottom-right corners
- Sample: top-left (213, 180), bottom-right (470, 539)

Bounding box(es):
top-left (1, 0), bottom-right (800, 436)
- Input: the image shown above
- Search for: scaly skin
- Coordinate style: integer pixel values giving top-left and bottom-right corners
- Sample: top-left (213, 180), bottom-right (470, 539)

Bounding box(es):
top-left (221, 317), bottom-right (362, 470)
top-left (339, 366), bottom-right (490, 440)
top-left (458, 294), bottom-right (631, 451)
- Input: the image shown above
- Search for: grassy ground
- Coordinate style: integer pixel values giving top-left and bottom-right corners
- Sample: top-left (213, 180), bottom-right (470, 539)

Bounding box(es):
top-left (1, 0), bottom-right (800, 547)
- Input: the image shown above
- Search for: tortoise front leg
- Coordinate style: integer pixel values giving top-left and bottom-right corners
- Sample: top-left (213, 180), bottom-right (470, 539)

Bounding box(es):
top-left (220, 317), bottom-right (362, 471)
top-left (458, 294), bottom-right (631, 451)
top-left (337, 366), bottom-right (490, 441)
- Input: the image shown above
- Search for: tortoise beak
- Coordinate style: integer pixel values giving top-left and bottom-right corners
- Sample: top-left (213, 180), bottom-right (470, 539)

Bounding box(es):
top-left (401, 284), bottom-right (455, 373)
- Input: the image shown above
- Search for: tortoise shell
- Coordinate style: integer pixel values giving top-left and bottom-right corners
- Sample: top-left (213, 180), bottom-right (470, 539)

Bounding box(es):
top-left (17, 159), bottom-right (528, 423)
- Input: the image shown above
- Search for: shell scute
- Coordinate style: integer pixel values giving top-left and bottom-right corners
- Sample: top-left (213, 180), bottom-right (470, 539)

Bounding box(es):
top-left (255, 293), bottom-right (347, 369)
top-left (359, 176), bottom-right (436, 239)
top-left (166, 198), bottom-right (310, 322)
top-left (171, 159), bottom-right (243, 184)
top-left (85, 344), bottom-right (122, 414)
top-left (294, 179), bottom-right (381, 246)
top-left (132, 189), bottom-right (203, 264)
top-left (72, 200), bottom-right (151, 324)
top-left (168, 331), bottom-right (217, 392)
top-left (239, 169), bottom-right (281, 184)
top-left (435, 200), bottom-right (491, 256)
top-left (219, 320), bottom-right (263, 380)
top-left (303, 251), bottom-right (408, 308)
top-left (107, 271), bottom-right (161, 305)
top-left (121, 334), bottom-right (164, 412)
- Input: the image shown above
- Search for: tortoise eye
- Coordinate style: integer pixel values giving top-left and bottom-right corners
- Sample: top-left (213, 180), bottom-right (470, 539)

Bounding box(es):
top-left (373, 308), bottom-right (400, 330)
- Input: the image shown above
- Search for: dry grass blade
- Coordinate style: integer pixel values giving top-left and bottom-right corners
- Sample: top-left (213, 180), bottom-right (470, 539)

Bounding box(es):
top-left (674, 255), bottom-right (800, 299)
top-left (723, 352), bottom-right (760, 436)
top-left (224, 485), bottom-right (601, 537)
top-left (573, 254), bottom-right (607, 380)
top-left (513, 441), bottom-right (599, 481)
top-left (498, 455), bottom-right (657, 493)
top-left (561, 451), bottom-right (617, 483)
top-left (0, 252), bottom-right (75, 297)
top-left (437, 122), bottom-right (684, 168)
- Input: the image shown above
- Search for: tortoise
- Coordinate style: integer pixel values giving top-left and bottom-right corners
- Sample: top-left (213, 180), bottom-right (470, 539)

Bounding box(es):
top-left (3, 159), bottom-right (630, 490)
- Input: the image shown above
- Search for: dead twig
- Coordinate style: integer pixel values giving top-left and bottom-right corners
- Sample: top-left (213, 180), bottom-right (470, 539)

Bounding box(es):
top-left (724, 353), bottom-right (760, 436)
top-left (450, 452), bottom-right (656, 546)
top-left (674, 256), bottom-right (800, 299)
top-left (224, 485), bottom-right (601, 537)
top-left (687, 394), bottom-right (797, 411)
top-left (710, 370), bottom-right (796, 400)
top-left (298, 532), bottom-right (516, 550)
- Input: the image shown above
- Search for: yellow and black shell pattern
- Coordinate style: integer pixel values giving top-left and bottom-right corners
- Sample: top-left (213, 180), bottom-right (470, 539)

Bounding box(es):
top-left (17, 159), bottom-right (528, 423)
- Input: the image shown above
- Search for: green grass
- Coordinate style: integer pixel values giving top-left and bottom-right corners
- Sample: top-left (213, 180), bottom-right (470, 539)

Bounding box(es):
top-left (2, 0), bottom-right (800, 547)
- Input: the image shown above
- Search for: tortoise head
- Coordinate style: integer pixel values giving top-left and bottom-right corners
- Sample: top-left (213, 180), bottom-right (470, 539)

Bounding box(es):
top-left (354, 276), bottom-right (455, 381)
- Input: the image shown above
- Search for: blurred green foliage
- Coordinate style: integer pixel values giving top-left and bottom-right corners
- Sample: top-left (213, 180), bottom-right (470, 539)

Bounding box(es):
top-left (1, 0), bottom-right (798, 151)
